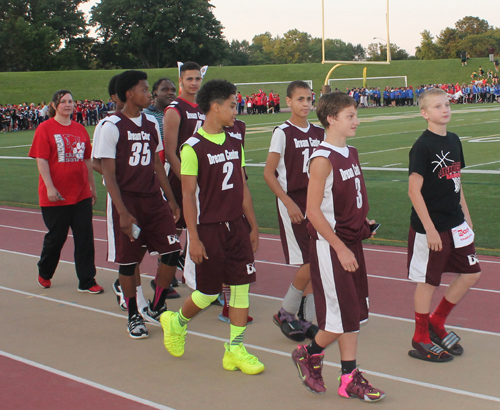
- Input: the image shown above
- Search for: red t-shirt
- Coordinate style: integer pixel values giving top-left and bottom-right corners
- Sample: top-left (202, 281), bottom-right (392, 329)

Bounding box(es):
top-left (29, 118), bottom-right (92, 207)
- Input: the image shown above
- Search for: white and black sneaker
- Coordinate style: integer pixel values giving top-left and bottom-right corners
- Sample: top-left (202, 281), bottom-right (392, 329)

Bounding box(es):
top-left (143, 300), bottom-right (167, 325)
top-left (128, 313), bottom-right (148, 339)
top-left (112, 279), bottom-right (127, 311)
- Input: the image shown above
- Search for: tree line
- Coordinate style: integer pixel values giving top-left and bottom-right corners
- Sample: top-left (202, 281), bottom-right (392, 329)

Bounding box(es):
top-left (416, 16), bottom-right (500, 60)
top-left (0, 1), bottom-right (498, 72)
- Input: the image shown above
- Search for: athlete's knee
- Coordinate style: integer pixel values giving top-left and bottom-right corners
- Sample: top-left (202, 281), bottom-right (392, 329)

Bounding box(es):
top-left (119, 263), bottom-right (137, 277)
top-left (159, 250), bottom-right (180, 267)
top-left (229, 284), bottom-right (250, 309)
top-left (191, 290), bottom-right (219, 310)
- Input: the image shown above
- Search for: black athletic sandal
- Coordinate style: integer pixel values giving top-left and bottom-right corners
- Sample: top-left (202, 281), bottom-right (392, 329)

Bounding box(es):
top-left (408, 340), bottom-right (454, 363)
top-left (429, 325), bottom-right (464, 356)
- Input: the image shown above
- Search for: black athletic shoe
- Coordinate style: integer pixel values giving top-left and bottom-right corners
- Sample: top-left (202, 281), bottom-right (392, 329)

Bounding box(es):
top-left (143, 300), bottom-right (167, 325)
top-left (112, 279), bottom-right (127, 311)
top-left (127, 313), bottom-right (148, 339)
top-left (273, 308), bottom-right (305, 342)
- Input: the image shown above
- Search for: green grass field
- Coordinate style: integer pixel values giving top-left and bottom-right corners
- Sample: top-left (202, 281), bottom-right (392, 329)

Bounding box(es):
top-left (1, 58), bottom-right (496, 105)
top-left (1, 103), bottom-right (499, 256)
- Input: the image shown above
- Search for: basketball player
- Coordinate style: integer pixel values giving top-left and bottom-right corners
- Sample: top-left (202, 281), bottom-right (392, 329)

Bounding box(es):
top-left (263, 81), bottom-right (323, 342)
top-left (291, 92), bottom-right (385, 401)
top-left (160, 79), bottom-right (264, 374)
top-left (95, 70), bottom-right (181, 339)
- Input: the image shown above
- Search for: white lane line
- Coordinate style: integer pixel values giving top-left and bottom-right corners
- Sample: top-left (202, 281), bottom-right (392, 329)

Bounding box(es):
top-left (0, 350), bottom-right (175, 410)
top-left (1, 285), bottom-right (500, 404)
top-left (0, 207), bottom-right (107, 222)
top-left (2, 246), bottom-right (500, 306)
top-left (0, 224), bottom-right (107, 242)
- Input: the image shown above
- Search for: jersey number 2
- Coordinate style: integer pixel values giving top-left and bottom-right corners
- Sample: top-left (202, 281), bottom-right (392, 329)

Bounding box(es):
top-left (129, 142), bottom-right (151, 166)
top-left (222, 162), bottom-right (234, 191)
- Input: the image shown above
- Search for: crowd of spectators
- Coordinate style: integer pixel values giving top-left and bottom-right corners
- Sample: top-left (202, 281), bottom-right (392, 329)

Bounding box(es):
top-left (0, 99), bottom-right (116, 133)
top-left (236, 89), bottom-right (283, 115)
top-left (3, 71), bottom-right (499, 133)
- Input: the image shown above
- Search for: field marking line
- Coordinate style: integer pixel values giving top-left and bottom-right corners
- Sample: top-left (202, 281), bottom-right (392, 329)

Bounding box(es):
top-left (0, 350), bottom-right (176, 410)
top-left (0, 144), bottom-right (32, 149)
top-left (1, 285), bottom-right (500, 404)
top-left (0, 156), bottom-right (33, 160)
top-left (466, 160), bottom-right (500, 168)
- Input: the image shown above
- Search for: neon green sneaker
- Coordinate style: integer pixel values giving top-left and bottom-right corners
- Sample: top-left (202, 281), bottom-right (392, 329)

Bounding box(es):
top-left (160, 311), bottom-right (186, 357)
top-left (222, 343), bottom-right (265, 375)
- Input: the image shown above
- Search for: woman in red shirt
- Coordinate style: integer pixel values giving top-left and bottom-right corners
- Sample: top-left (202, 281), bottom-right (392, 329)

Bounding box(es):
top-left (29, 90), bottom-right (103, 294)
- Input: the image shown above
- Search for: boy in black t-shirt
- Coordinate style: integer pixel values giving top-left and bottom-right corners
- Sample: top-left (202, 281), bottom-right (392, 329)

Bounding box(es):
top-left (407, 88), bottom-right (481, 362)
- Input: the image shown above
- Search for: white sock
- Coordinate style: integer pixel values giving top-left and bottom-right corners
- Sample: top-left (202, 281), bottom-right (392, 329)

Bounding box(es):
top-left (136, 285), bottom-right (148, 311)
top-left (302, 293), bottom-right (316, 323)
top-left (282, 284), bottom-right (303, 314)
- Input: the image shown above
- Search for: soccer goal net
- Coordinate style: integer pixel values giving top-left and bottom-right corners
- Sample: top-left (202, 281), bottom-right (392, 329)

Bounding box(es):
top-left (234, 80), bottom-right (314, 100)
top-left (328, 76), bottom-right (407, 92)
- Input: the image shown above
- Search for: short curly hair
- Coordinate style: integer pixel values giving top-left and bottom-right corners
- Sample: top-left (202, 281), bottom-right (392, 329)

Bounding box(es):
top-left (196, 79), bottom-right (237, 114)
top-left (115, 70), bottom-right (148, 103)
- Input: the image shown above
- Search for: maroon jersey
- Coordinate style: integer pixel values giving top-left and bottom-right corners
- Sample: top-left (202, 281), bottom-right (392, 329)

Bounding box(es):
top-left (270, 121), bottom-right (324, 193)
top-left (165, 97), bottom-right (205, 155)
top-left (225, 118), bottom-right (246, 147)
top-left (183, 131), bottom-right (244, 224)
top-left (104, 111), bottom-right (160, 197)
top-left (308, 142), bottom-right (370, 244)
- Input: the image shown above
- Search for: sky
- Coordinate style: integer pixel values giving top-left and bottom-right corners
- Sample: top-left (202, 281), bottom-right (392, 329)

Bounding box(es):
top-left (80, 0), bottom-right (500, 57)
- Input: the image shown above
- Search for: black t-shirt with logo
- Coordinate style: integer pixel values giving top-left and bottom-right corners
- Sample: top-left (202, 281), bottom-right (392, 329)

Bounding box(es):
top-left (409, 129), bottom-right (465, 233)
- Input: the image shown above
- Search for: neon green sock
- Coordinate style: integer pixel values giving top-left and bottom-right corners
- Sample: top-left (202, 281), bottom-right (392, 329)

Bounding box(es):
top-left (229, 324), bottom-right (246, 351)
top-left (171, 308), bottom-right (189, 334)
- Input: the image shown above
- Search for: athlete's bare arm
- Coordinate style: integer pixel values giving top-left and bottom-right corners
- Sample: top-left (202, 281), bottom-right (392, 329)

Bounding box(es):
top-left (181, 174), bottom-right (207, 264)
top-left (241, 171), bottom-right (259, 253)
top-left (101, 157), bottom-right (137, 241)
top-left (163, 108), bottom-right (181, 178)
top-left (154, 152), bottom-right (180, 223)
top-left (408, 172), bottom-right (442, 251)
top-left (85, 158), bottom-right (97, 205)
top-left (263, 151), bottom-right (304, 224)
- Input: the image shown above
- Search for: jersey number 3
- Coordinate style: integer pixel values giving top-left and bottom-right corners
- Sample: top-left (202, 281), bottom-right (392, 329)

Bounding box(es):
top-left (355, 177), bottom-right (363, 208)
top-left (129, 142), bottom-right (151, 166)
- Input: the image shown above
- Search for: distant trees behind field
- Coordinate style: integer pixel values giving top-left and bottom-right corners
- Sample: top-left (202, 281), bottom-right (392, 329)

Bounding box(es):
top-left (0, 2), bottom-right (498, 71)
top-left (415, 16), bottom-right (500, 60)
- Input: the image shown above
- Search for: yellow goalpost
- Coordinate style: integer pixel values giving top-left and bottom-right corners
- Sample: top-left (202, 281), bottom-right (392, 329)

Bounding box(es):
top-left (321, 0), bottom-right (391, 94)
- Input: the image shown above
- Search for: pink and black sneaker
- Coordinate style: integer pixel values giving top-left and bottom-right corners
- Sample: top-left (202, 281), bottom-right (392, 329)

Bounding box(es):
top-left (338, 368), bottom-right (385, 402)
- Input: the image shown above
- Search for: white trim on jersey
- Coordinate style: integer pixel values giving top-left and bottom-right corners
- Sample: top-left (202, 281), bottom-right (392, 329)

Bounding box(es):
top-left (183, 233), bottom-right (197, 290)
top-left (106, 193), bottom-right (116, 262)
top-left (269, 125), bottom-right (289, 193)
top-left (409, 232), bottom-right (430, 283)
top-left (317, 240), bottom-right (344, 333)
top-left (277, 197), bottom-right (304, 265)
top-left (308, 148), bottom-right (336, 241)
